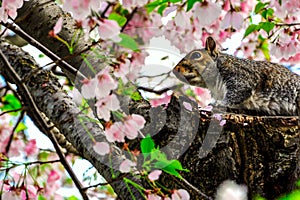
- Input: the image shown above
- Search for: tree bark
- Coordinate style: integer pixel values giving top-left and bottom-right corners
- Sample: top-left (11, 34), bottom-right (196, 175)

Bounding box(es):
top-left (0, 1), bottom-right (296, 199)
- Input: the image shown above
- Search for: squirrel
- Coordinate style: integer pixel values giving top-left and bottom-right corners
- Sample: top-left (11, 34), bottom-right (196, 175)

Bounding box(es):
top-left (173, 36), bottom-right (300, 116)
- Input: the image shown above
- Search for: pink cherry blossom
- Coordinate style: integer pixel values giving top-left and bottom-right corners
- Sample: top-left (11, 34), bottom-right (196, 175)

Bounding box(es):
top-left (95, 94), bottom-right (120, 122)
top-left (122, 0), bottom-right (148, 10)
top-left (148, 170), bottom-right (162, 181)
top-left (114, 59), bottom-right (131, 84)
top-left (193, 2), bottom-right (221, 26)
top-left (171, 189), bottom-right (190, 200)
top-left (123, 114), bottom-right (146, 139)
top-left (95, 68), bottom-right (118, 99)
top-left (24, 139), bottom-right (38, 157)
top-left (47, 170), bottom-right (61, 184)
top-left (182, 101), bottom-right (193, 111)
top-left (147, 194), bottom-right (162, 200)
top-left (98, 19), bottom-right (121, 42)
top-left (221, 11), bottom-right (244, 30)
top-left (0, 0), bottom-right (24, 23)
top-left (193, 87), bottom-right (212, 108)
top-left (53, 17), bottom-right (63, 35)
top-left (149, 92), bottom-right (172, 108)
top-left (93, 142), bottom-right (110, 155)
top-left (20, 185), bottom-right (37, 200)
top-left (105, 122), bottom-right (125, 143)
top-left (119, 158), bottom-right (136, 173)
top-left (2, 191), bottom-right (21, 200)
top-left (81, 78), bottom-right (97, 99)
top-left (62, 0), bottom-right (101, 21)
top-left (174, 11), bottom-right (191, 29)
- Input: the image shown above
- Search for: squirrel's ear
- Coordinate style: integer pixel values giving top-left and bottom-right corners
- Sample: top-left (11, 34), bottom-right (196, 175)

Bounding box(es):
top-left (205, 36), bottom-right (218, 59)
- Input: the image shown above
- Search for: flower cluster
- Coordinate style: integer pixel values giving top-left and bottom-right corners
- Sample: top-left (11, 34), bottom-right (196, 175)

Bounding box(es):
top-left (0, 0), bottom-right (24, 23)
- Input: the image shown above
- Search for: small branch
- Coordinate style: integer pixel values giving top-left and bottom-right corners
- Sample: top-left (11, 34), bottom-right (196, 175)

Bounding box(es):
top-left (2, 22), bottom-right (87, 81)
top-left (121, 7), bottom-right (138, 32)
top-left (100, 2), bottom-right (112, 18)
top-left (82, 174), bottom-right (128, 190)
top-left (5, 110), bottom-right (25, 155)
top-left (0, 108), bottom-right (23, 116)
top-left (181, 178), bottom-right (213, 200)
top-left (137, 85), bottom-right (179, 95)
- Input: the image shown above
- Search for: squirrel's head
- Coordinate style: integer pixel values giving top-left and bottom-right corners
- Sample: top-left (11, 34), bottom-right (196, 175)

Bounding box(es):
top-left (173, 36), bottom-right (219, 88)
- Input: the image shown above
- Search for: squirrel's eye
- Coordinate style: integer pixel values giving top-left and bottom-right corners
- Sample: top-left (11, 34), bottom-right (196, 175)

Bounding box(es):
top-left (190, 52), bottom-right (201, 60)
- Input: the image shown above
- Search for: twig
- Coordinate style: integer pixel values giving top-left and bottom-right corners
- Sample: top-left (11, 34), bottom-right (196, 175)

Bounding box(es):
top-left (1, 22), bottom-right (87, 81)
top-left (5, 110), bottom-right (25, 154)
top-left (82, 173), bottom-right (128, 190)
top-left (137, 85), bottom-right (179, 95)
top-left (121, 7), bottom-right (138, 32)
top-left (0, 49), bottom-right (90, 200)
top-left (0, 108), bottom-right (23, 116)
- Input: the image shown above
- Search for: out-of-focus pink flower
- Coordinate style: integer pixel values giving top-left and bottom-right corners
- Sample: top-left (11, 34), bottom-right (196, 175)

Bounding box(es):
top-left (119, 158), bottom-right (136, 173)
top-left (98, 19), bottom-right (121, 42)
top-left (171, 189), bottom-right (190, 200)
top-left (150, 92), bottom-right (172, 108)
top-left (24, 139), bottom-right (38, 157)
top-left (183, 101), bottom-right (193, 111)
top-left (148, 170), bottom-right (162, 181)
top-left (95, 94), bottom-right (120, 122)
top-left (221, 11), bottom-right (244, 30)
top-left (62, 0), bottom-right (101, 20)
top-left (96, 68), bottom-right (118, 99)
top-left (93, 142), bottom-right (110, 155)
top-left (122, 0), bottom-right (148, 10)
top-left (193, 87), bottom-right (212, 108)
top-left (123, 114), bottom-right (145, 139)
top-left (21, 185), bottom-right (37, 200)
top-left (47, 170), bottom-right (61, 184)
top-left (105, 122), bottom-right (125, 143)
top-left (193, 2), bottom-right (221, 26)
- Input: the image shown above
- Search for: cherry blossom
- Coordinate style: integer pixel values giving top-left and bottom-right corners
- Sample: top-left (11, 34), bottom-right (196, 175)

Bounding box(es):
top-left (171, 189), bottom-right (190, 200)
top-left (95, 94), bottom-right (120, 122)
top-left (147, 194), bottom-right (162, 200)
top-left (53, 17), bottom-right (63, 35)
top-left (114, 58), bottom-right (131, 84)
top-left (98, 19), bottom-right (122, 42)
top-left (105, 122), bottom-right (125, 143)
top-left (193, 87), bottom-right (212, 108)
top-left (149, 92), bottom-right (172, 108)
top-left (148, 170), bottom-right (162, 181)
top-left (0, 0), bottom-right (24, 23)
top-left (93, 142), bottom-right (110, 155)
top-left (193, 1), bottom-right (221, 26)
top-left (123, 114), bottom-right (146, 139)
top-left (62, 0), bottom-right (101, 21)
top-left (24, 139), bottom-right (38, 157)
top-left (81, 78), bottom-right (97, 99)
top-left (221, 11), bottom-right (244, 30)
top-left (95, 68), bottom-right (118, 99)
top-left (119, 158), bottom-right (136, 173)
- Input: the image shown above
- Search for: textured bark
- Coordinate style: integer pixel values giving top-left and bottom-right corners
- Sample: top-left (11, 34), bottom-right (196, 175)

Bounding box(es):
top-left (3, 1), bottom-right (298, 199)
top-left (0, 41), bottom-right (144, 199)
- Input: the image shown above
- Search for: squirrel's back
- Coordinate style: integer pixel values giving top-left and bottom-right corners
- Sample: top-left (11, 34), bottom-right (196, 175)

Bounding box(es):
top-left (173, 37), bottom-right (300, 116)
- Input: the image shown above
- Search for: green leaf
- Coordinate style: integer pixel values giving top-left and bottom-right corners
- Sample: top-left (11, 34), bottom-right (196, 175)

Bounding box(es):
top-left (38, 195), bottom-right (47, 200)
top-left (108, 12), bottom-right (127, 27)
top-left (155, 160), bottom-right (188, 179)
top-left (1, 94), bottom-right (22, 115)
top-left (131, 91), bottom-right (142, 101)
top-left (254, 2), bottom-right (266, 14)
top-left (15, 122), bottom-right (27, 132)
top-left (187, 0), bottom-right (202, 12)
top-left (141, 135), bottom-right (155, 155)
top-left (278, 190), bottom-right (300, 200)
top-left (66, 196), bottom-right (81, 200)
top-left (261, 8), bottom-right (274, 19)
top-left (259, 22), bottom-right (275, 35)
top-left (259, 37), bottom-right (270, 61)
top-left (243, 24), bottom-right (258, 38)
top-left (157, 4), bottom-right (167, 16)
top-left (117, 33), bottom-right (139, 51)
top-left (146, 0), bottom-right (168, 13)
